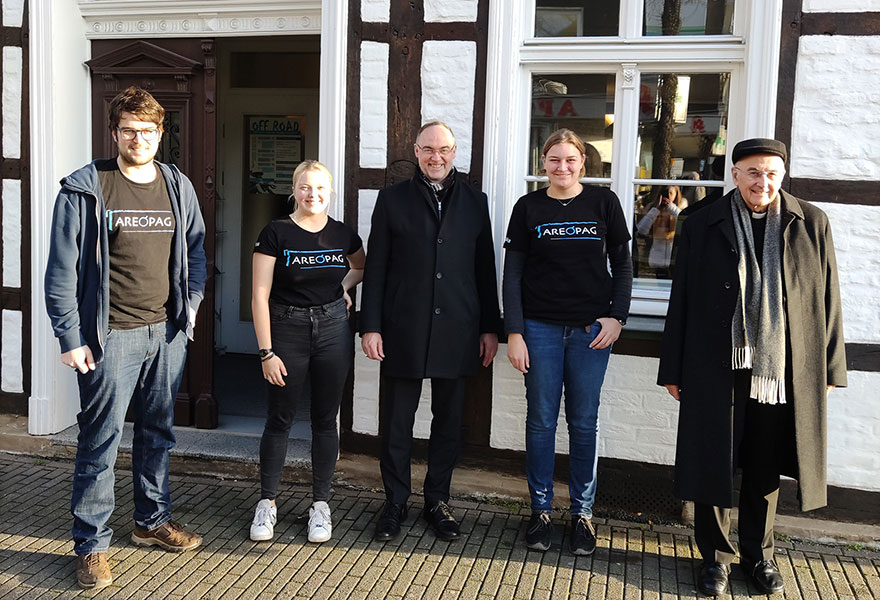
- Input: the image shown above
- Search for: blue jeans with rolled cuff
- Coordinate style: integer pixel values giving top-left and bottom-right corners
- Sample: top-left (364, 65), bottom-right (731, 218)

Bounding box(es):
top-left (71, 320), bottom-right (187, 555)
top-left (523, 319), bottom-right (612, 518)
top-left (259, 297), bottom-right (352, 502)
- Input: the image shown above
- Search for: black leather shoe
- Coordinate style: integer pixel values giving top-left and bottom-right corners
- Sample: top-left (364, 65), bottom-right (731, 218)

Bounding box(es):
top-left (374, 502), bottom-right (407, 541)
top-left (423, 501), bottom-right (460, 541)
top-left (747, 559), bottom-right (784, 594)
top-left (697, 561), bottom-right (730, 596)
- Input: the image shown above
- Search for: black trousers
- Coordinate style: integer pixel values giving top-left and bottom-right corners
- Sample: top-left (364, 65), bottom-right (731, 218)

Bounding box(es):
top-left (259, 299), bottom-right (352, 502)
top-left (694, 370), bottom-right (795, 566)
top-left (380, 376), bottom-right (467, 506)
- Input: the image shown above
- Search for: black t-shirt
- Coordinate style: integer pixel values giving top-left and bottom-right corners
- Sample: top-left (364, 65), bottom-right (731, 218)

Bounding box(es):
top-left (254, 216), bottom-right (363, 308)
top-left (98, 164), bottom-right (175, 329)
top-left (504, 186), bottom-right (631, 326)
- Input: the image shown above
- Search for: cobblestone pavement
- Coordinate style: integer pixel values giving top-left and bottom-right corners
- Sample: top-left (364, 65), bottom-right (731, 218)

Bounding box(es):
top-left (1, 454), bottom-right (878, 599)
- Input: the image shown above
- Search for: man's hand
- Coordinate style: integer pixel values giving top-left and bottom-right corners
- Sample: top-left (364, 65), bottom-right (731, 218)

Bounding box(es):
top-left (590, 317), bottom-right (622, 349)
top-left (189, 306), bottom-right (197, 331)
top-left (664, 384), bottom-right (680, 402)
top-left (61, 346), bottom-right (96, 374)
top-left (506, 333), bottom-right (529, 373)
top-left (480, 333), bottom-right (499, 367)
top-left (362, 332), bottom-right (384, 361)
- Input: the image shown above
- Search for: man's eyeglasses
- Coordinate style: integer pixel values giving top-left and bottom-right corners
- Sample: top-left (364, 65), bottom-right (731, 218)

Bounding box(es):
top-left (117, 127), bottom-right (160, 142)
top-left (733, 166), bottom-right (783, 182)
top-left (416, 144), bottom-right (454, 156)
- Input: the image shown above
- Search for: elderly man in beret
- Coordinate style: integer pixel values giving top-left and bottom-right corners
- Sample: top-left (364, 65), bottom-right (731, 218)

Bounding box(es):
top-left (658, 138), bottom-right (847, 596)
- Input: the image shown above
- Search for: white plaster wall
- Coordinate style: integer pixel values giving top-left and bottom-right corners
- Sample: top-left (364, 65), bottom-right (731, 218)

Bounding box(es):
top-left (1, 309), bottom-right (23, 393)
top-left (491, 347), bottom-right (880, 493)
top-left (351, 352), bottom-right (434, 440)
top-left (361, 0), bottom-right (390, 23)
top-left (352, 352), bottom-right (380, 435)
top-left (803, 0), bottom-right (880, 12)
top-left (355, 189), bottom-right (379, 312)
top-left (359, 41), bottom-right (389, 169)
top-left (2, 179), bottom-right (20, 288)
top-left (827, 372), bottom-right (880, 492)
top-left (2, 0), bottom-right (24, 27)
top-left (790, 36), bottom-right (880, 181)
top-left (815, 202), bottom-right (880, 345)
top-left (420, 40), bottom-right (476, 173)
top-left (424, 0), bottom-right (478, 23)
top-left (2, 46), bottom-right (21, 159)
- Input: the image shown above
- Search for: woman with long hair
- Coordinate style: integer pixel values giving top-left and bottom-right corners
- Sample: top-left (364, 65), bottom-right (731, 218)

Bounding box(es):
top-left (503, 129), bottom-right (632, 555)
top-left (636, 184), bottom-right (685, 278)
top-left (249, 160), bottom-right (365, 543)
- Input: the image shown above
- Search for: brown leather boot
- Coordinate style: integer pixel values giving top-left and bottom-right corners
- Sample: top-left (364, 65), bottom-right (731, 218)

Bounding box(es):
top-left (131, 519), bottom-right (202, 552)
top-left (76, 552), bottom-right (112, 589)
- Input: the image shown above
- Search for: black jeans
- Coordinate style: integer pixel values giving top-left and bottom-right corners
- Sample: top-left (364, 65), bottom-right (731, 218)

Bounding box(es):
top-left (259, 298), bottom-right (352, 501)
top-left (380, 376), bottom-right (467, 506)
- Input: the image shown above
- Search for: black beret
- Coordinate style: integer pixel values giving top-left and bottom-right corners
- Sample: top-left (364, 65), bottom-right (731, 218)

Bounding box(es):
top-left (731, 138), bottom-right (787, 164)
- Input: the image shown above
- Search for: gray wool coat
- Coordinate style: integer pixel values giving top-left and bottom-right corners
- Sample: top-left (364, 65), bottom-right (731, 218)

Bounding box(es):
top-left (658, 189), bottom-right (847, 511)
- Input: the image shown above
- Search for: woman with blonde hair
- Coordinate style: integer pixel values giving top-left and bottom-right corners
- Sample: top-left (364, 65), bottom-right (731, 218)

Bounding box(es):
top-left (503, 129), bottom-right (632, 555)
top-left (249, 160), bottom-right (365, 543)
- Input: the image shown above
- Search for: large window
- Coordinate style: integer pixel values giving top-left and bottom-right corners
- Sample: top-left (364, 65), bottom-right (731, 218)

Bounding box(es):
top-left (486, 0), bottom-right (781, 317)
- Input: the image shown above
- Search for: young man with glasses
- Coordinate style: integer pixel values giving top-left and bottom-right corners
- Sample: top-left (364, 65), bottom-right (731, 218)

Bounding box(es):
top-left (658, 138), bottom-right (847, 596)
top-left (361, 121), bottom-right (501, 542)
top-left (45, 86), bottom-right (206, 589)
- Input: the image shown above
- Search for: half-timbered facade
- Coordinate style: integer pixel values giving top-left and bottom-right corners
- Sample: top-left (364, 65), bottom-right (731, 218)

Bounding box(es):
top-left (2, 0), bottom-right (878, 518)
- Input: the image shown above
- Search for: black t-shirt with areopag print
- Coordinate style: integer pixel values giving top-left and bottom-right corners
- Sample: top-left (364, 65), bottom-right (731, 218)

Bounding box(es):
top-left (254, 216), bottom-right (363, 308)
top-left (504, 186), bottom-right (630, 327)
top-left (98, 164), bottom-right (175, 329)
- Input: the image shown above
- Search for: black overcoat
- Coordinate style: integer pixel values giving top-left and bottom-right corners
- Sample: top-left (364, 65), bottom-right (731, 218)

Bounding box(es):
top-left (658, 190), bottom-right (847, 511)
top-left (360, 174), bottom-right (501, 379)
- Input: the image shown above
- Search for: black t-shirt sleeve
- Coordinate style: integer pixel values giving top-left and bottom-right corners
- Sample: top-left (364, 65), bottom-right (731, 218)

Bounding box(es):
top-left (504, 198), bottom-right (530, 251)
top-left (254, 222), bottom-right (279, 257)
top-left (348, 227), bottom-right (364, 255)
top-left (604, 191), bottom-right (632, 247)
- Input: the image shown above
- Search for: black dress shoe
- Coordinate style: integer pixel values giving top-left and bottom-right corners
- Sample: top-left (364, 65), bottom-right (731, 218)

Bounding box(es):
top-left (423, 501), bottom-right (460, 541)
top-left (697, 561), bottom-right (730, 596)
top-left (374, 502), bottom-right (408, 541)
top-left (747, 559), bottom-right (784, 594)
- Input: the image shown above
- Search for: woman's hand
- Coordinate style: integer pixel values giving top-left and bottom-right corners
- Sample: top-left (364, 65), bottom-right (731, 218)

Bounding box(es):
top-left (507, 333), bottom-right (530, 373)
top-left (590, 317), bottom-right (622, 349)
top-left (262, 355), bottom-right (287, 386)
top-left (343, 289), bottom-right (353, 309)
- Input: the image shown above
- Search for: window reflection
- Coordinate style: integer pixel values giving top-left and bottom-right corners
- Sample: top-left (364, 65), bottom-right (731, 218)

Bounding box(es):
top-left (637, 72), bottom-right (729, 180)
top-left (535, 1), bottom-right (620, 37)
top-left (634, 72), bottom-right (729, 281)
top-left (529, 73), bottom-right (615, 191)
top-left (643, 0), bottom-right (734, 36)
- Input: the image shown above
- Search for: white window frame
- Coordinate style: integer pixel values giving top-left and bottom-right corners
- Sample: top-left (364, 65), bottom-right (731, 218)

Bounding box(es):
top-left (483, 0), bottom-right (783, 317)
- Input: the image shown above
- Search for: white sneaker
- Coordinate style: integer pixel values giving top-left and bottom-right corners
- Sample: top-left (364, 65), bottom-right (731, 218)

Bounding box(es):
top-left (250, 499), bottom-right (277, 541)
top-left (308, 501), bottom-right (332, 543)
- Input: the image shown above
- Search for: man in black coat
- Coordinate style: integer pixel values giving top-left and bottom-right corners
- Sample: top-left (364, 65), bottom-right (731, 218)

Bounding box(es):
top-left (361, 121), bottom-right (501, 542)
top-left (658, 138), bottom-right (847, 596)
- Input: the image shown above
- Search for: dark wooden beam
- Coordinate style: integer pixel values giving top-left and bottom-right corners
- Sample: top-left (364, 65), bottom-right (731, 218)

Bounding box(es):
top-left (802, 12), bottom-right (880, 36)
top-left (789, 178), bottom-right (880, 207)
top-left (775, 0), bottom-right (803, 182)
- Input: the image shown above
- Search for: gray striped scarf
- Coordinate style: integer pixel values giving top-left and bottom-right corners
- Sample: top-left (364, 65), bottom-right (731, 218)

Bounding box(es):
top-left (730, 189), bottom-right (787, 404)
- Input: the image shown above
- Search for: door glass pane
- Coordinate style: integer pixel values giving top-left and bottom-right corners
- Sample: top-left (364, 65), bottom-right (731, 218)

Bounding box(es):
top-left (643, 0), bottom-right (734, 36)
top-left (157, 111), bottom-right (181, 166)
top-left (529, 73), bottom-right (615, 191)
top-left (535, 1), bottom-right (620, 37)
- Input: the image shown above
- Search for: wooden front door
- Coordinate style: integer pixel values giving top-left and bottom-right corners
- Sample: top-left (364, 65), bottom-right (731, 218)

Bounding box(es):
top-left (86, 38), bottom-right (218, 428)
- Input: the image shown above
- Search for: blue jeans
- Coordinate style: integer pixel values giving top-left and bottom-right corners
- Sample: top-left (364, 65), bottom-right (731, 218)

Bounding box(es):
top-left (71, 321), bottom-right (187, 555)
top-left (523, 319), bottom-right (612, 518)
